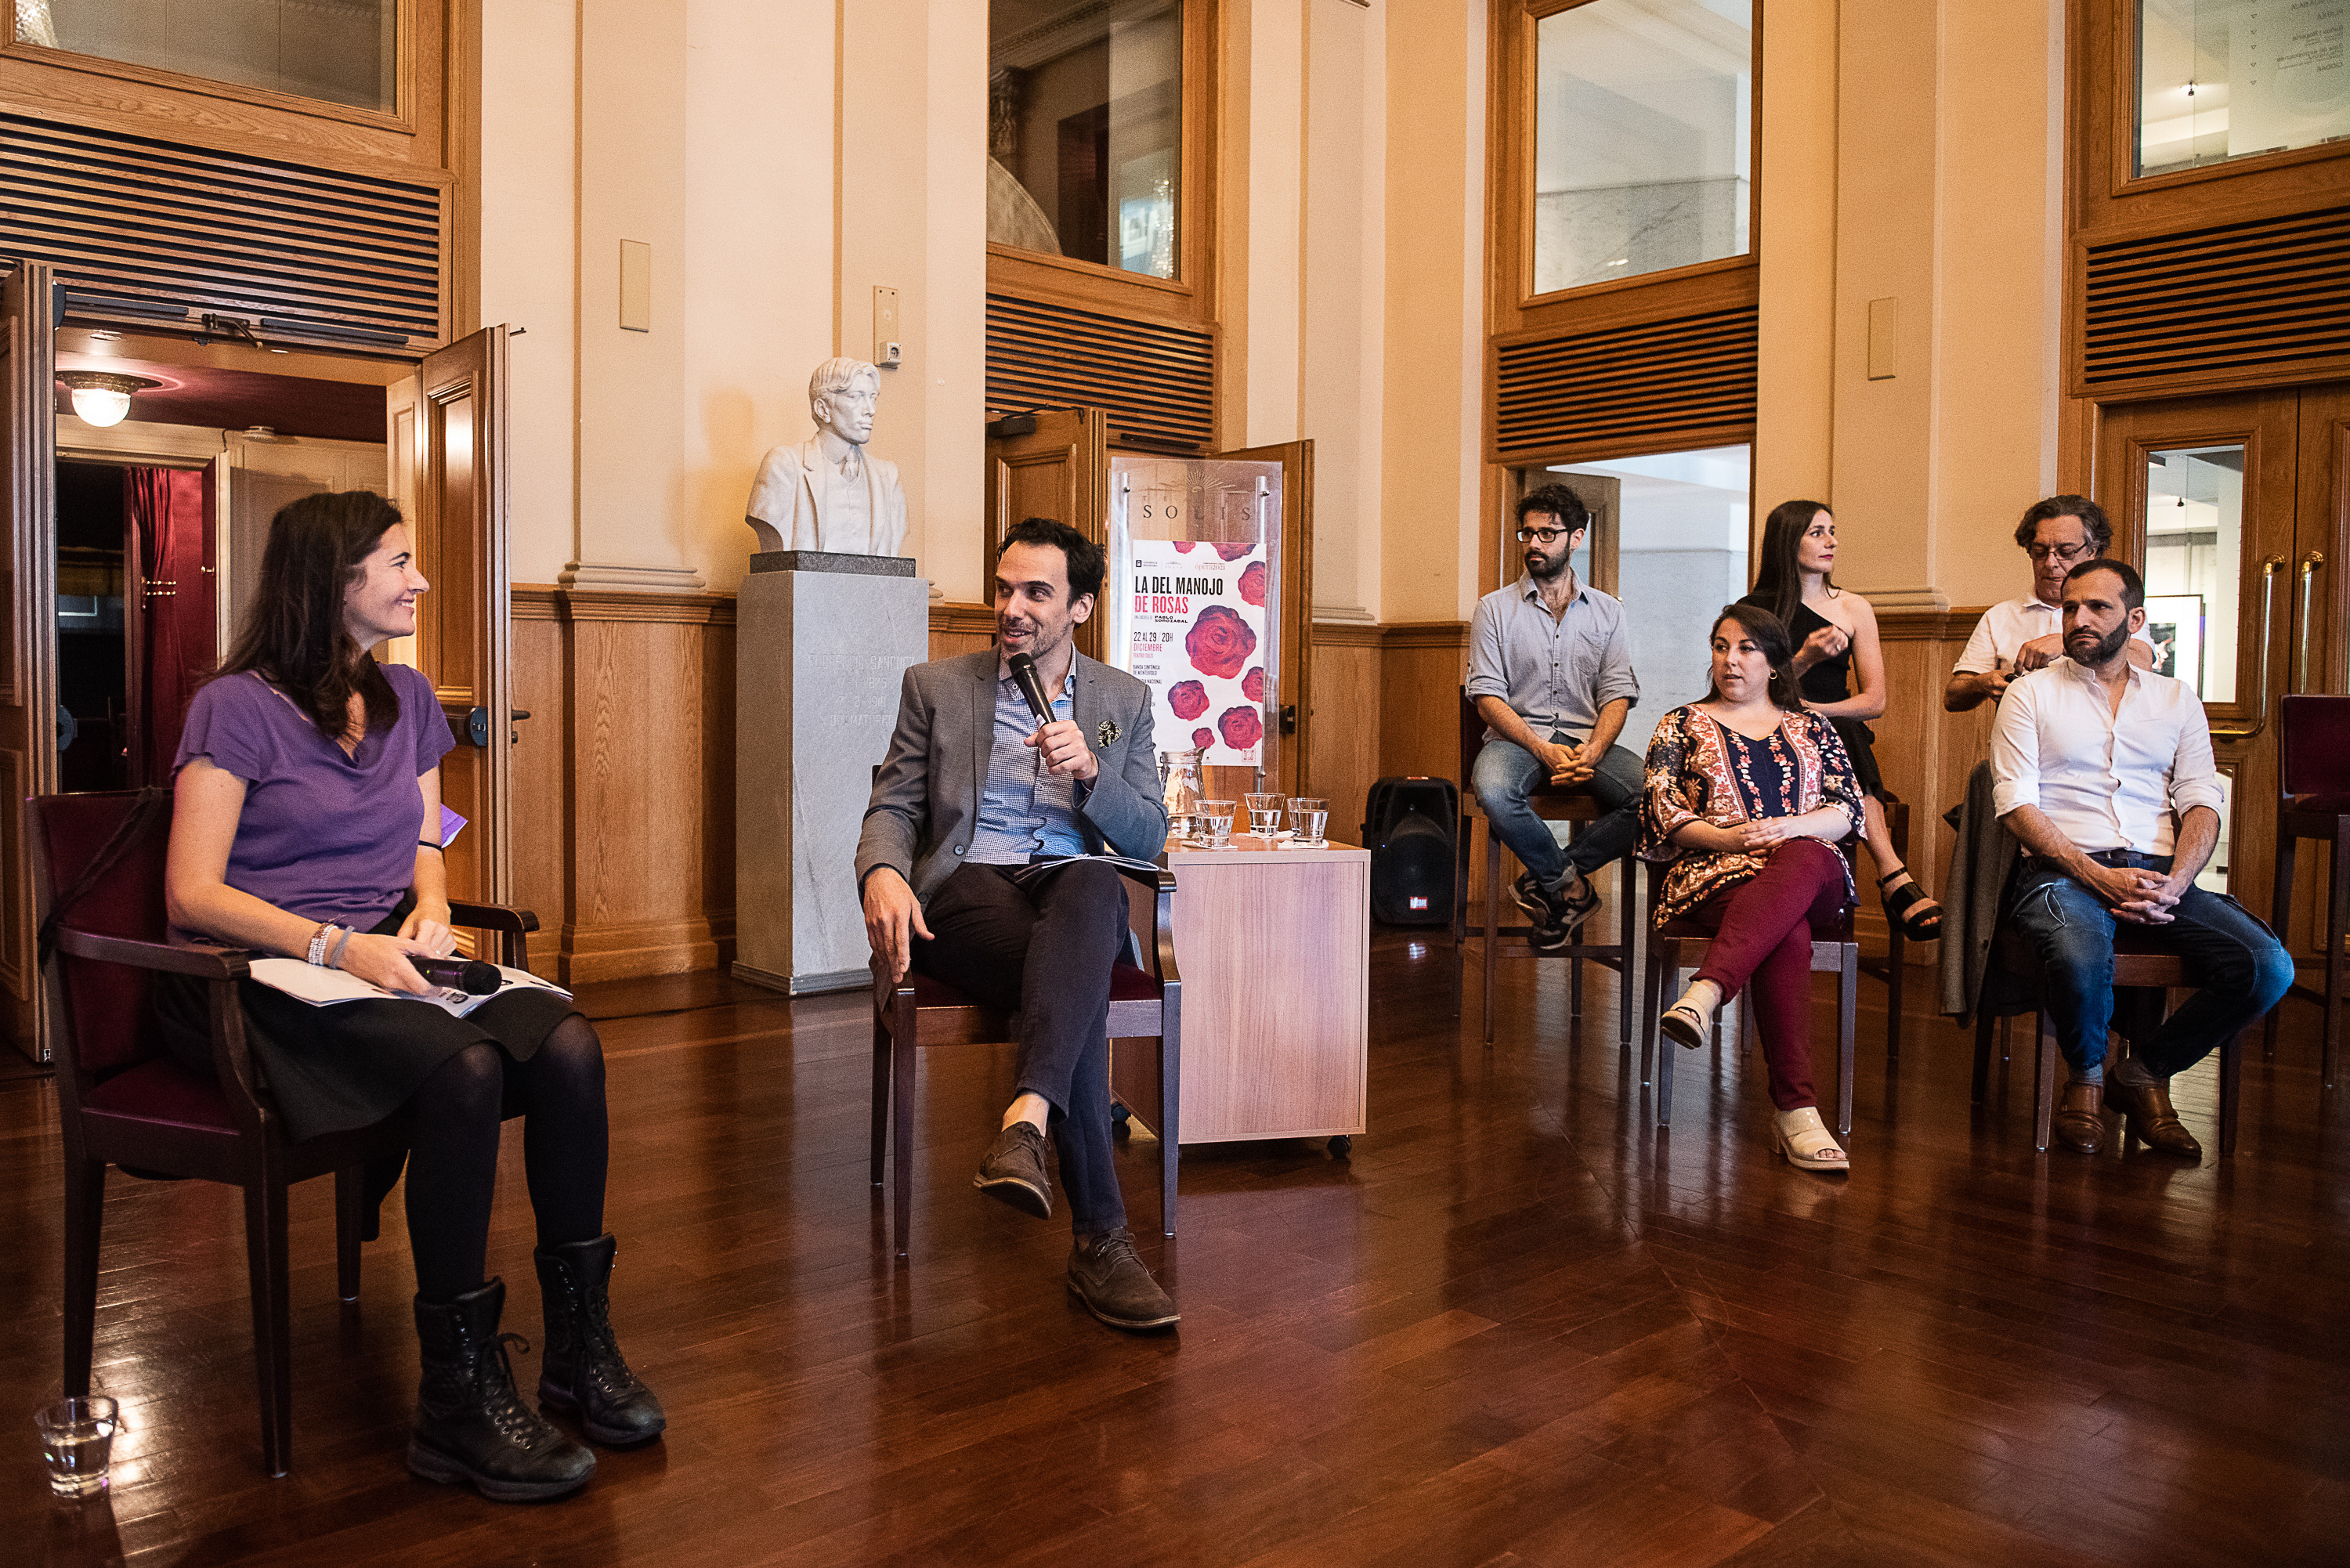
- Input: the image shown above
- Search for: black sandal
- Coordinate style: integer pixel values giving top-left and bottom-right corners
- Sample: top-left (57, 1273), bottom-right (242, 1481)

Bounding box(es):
top-left (1878, 870), bottom-right (1942, 938)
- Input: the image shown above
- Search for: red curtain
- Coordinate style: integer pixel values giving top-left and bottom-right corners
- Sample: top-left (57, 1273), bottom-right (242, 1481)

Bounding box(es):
top-left (125, 468), bottom-right (216, 786)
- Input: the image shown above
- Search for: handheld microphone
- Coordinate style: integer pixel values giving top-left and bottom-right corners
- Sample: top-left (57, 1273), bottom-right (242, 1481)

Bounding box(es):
top-left (414, 956), bottom-right (503, 995)
top-left (1007, 652), bottom-right (1054, 724)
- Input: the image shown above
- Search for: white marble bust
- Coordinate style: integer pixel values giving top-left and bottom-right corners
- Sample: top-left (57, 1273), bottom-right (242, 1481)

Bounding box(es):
top-left (745, 357), bottom-right (909, 556)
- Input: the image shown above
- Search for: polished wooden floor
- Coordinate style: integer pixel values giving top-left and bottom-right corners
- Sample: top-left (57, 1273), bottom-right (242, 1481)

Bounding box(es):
top-left (3, 935), bottom-right (2346, 1567)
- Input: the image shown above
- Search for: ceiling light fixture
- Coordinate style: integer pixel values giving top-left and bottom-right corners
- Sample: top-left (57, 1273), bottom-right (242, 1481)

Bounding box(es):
top-left (56, 370), bottom-right (161, 428)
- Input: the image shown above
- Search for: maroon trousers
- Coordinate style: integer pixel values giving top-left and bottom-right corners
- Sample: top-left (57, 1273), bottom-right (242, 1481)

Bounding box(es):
top-left (1688, 838), bottom-right (1849, 1112)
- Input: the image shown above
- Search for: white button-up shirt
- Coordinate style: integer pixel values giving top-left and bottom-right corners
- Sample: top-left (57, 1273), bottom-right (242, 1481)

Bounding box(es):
top-left (1989, 658), bottom-right (2225, 857)
top-left (1954, 594), bottom-right (2153, 674)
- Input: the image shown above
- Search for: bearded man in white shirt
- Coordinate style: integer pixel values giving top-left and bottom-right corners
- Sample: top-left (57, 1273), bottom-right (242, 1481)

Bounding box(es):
top-left (1990, 558), bottom-right (2291, 1158)
top-left (1944, 496), bottom-right (2154, 713)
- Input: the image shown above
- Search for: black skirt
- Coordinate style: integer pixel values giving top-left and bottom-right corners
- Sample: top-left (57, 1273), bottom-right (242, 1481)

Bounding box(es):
top-left (153, 901), bottom-right (577, 1145)
top-left (1828, 717), bottom-right (1886, 800)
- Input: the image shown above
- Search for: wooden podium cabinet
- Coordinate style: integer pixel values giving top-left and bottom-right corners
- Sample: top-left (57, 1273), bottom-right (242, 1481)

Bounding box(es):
top-left (1115, 838), bottom-right (1369, 1147)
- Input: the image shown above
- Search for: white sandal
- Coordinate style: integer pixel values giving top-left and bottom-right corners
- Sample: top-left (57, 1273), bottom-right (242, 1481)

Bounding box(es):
top-left (1660, 981), bottom-right (1720, 1050)
top-left (1773, 1106), bottom-right (1849, 1172)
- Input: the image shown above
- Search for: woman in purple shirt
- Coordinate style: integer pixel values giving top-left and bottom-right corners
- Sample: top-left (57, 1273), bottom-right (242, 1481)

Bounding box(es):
top-left (161, 492), bottom-right (661, 1502)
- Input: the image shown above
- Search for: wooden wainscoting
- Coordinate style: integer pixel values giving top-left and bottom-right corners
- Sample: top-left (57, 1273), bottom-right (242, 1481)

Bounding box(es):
top-left (512, 587), bottom-right (736, 985)
top-left (931, 602), bottom-right (996, 660)
top-left (1866, 609), bottom-right (1998, 965)
top-left (1307, 623), bottom-right (1383, 845)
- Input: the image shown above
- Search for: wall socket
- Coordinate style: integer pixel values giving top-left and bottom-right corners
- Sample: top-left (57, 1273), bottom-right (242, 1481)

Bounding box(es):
top-left (873, 285), bottom-right (901, 368)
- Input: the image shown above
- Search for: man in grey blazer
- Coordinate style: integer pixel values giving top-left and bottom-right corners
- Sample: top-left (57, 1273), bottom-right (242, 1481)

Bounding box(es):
top-left (857, 518), bottom-right (1176, 1330)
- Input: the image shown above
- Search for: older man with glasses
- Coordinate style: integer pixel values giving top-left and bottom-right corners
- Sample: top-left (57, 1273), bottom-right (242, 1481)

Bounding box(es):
top-left (1466, 482), bottom-right (1643, 948)
top-left (1944, 495), bottom-right (2154, 713)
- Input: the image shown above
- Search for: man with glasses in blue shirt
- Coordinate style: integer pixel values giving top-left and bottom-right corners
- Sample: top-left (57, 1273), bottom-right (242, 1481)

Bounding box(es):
top-left (1466, 483), bottom-right (1642, 948)
top-left (1945, 495), bottom-right (2153, 713)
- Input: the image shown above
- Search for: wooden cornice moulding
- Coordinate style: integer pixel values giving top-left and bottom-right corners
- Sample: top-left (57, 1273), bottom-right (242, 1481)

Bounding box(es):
top-left (1382, 621), bottom-right (1472, 650)
top-left (931, 602), bottom-right (996, 636)
top-left (1311, 623), bottom-right (1384, 649)
top-left (510, 584), bottom-right (736, 625)
top-left (1878, 607), bottom-right (1989, 642)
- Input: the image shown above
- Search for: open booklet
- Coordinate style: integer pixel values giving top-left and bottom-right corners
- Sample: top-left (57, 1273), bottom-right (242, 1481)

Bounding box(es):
top-left (245, 957), bottom-right (572, 1020)
top-left (1004, 852), bottom-right (1163, 891)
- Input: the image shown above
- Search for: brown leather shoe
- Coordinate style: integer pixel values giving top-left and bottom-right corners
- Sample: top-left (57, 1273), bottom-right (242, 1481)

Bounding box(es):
top-left (2108, 1077), bottom-right (2203, 1159)
top-left (2053, 1081), bottom-right (2105, 1154)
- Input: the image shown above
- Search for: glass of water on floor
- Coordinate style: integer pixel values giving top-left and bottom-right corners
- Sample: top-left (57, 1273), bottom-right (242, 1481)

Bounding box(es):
top-left (1198, 799), bottom-right (1236, 847)
top-left (1289, 798), bottom-right (1329, 847)
top-left (1243, 792), bottom-right (1285, 838)
top-left (36, 1396), bottom-right (119, 1499)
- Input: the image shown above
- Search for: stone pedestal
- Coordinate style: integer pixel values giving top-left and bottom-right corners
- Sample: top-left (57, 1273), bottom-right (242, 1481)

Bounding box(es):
top-left (735, 553), bottom-right (928, 994)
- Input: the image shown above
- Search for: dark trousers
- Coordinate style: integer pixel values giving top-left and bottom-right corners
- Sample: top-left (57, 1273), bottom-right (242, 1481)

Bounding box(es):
top-left (912, 861), bottom-right (1130, 1235)
top-left (1689, 839), bottom-right (1851, 1112)
top-left (2009, 851), bottom-right (2294, 1078)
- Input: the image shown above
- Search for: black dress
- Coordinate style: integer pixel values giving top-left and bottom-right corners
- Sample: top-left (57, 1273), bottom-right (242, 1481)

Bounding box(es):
top-left (1741, 594), bottom-right (1885, 800)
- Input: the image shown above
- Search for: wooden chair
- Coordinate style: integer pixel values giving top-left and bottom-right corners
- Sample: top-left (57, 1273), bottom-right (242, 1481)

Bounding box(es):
top-left (870, 865), bottom-right (1181, 1259)
top-left (1972, 923), bottom-right (2237, 1154)
top-left (1638, 844), bottom-right (1861, 1138)
top-left (28, 789), bottom-right (539, 1478)
top-left (1452, 689), bottom-right (1641, 1046)
top-left (2265, 694), bottom-right (2350, 1089)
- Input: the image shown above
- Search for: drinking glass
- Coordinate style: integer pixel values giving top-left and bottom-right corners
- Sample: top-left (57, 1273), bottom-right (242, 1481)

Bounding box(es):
top-left (1289, 797), bottom-right (1329, 847)
top-left (1159, 748), bottom-right (1202, 841)
top-left (36, 1396), bottom-right (118, 1499)
top-left (1198, 799), bottom-right (1236, 847)
top-left (1243, 792), bottom-right (1285, 838)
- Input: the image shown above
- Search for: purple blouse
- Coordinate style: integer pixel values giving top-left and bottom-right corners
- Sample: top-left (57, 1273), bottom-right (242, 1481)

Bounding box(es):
top-left (173, 664), bottom-right (457, 941)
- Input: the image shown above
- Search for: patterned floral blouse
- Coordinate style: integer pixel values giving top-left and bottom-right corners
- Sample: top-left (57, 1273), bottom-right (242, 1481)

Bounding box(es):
top-left (1639, 704), bottom-right (1863, 926)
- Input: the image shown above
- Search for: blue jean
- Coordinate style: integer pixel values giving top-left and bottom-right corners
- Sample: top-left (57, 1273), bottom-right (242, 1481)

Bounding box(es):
top-left (1471, 731), bottom-right (1643, 887)
top-left (2008, 852), bottom-right (2293, 1078)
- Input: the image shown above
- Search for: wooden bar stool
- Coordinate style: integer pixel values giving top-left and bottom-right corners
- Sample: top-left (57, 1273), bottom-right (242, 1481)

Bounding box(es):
top-left (1452, 690), bottom-right (1640, 1046)
top-left (1972, 925), bottom-right (2238, 1154)
top-left (1858, 794), bottom-right (1914, 1060)
top-left (1639, 846), bottom-right (1862, 1139)
top-left (2265, 694), bottom-right (2350, 1089)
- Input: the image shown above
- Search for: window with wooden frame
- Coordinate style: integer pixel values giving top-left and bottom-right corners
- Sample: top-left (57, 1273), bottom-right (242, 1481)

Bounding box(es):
top-left (986, 0), bottom-right (1216, 328)
top-left (2069, 0), bottom-right (2350, 404)
top-left (1494, 0), bottom-right (1758, 329)
top-left (1487, 0), bottom-right (1762, 478)
top-left (1, 0), bottom-right (446, 170)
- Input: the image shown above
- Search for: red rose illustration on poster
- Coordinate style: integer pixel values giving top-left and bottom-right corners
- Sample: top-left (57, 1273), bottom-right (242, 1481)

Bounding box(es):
top-left (1238, 560), bottom-right (1267, 606)
top-left (1242, 667), bottom-right (1264, 703)
top-left (1192, 727), bottom-right (1214, 750)
top-left (1185, 605), bottom-right (1257, 678)
top-left (1214, 540), bottom-right (1255, 562)
top-left (1217, 706), bottom-right (1264, 751)
top-left (1167, 680), bottom-right (1208, 721)
top-left (1171, 540), bottom-right (1195, 553)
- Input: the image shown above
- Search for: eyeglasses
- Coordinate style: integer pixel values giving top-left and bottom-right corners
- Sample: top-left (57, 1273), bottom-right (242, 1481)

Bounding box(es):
top-left (1516, 527), bottom-right (1573, 544)
top-left (2024, 542), bottom-right (2095, 563)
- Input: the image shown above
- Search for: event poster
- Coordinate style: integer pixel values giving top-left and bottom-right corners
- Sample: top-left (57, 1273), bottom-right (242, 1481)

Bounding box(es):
top-left (1125, 538), bottom-right (1269, 766)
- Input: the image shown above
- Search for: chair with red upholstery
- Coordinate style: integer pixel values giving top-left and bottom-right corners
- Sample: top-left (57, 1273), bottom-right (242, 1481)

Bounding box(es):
top-left (29, 789), bottom-right (539, 1478)
top-left (870, 865), bottom-right (1180, 1259)
top-left (2265, 694), bottom-right (2350, 1089)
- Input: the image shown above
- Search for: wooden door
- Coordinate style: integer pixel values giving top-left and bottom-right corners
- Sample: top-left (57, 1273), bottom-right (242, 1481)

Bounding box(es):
top-left (2098, 386), bottom-right (2348, 938)
top-left (401, 327), bottom-right (512, 904)
top-left (1, 264), bottom-right (57, 1060)
top-left (985, 408), bottom-right (1108, 659)
top-left (1210, 440), bottom-right (1313, 797)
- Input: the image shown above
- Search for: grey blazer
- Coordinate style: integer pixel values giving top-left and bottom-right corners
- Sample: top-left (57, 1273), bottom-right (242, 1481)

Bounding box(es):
top-left (855, 649), bottom-right (1170, 905)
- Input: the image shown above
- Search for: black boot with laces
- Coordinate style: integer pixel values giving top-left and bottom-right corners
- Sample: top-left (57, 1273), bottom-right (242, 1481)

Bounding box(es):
top-left (535, 1235), bottom-right (667, 1445)
top-left (407, 1277), bottom-right (596, 1501)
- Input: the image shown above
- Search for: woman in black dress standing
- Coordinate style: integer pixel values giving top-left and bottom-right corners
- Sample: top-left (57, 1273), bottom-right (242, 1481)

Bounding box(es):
top-left (1741, 500), bottom-right (1942, 938)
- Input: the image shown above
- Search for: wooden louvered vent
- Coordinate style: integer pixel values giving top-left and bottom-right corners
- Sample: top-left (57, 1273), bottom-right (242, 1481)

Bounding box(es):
top-left (1492, 306), bottom-right (1758, 463)
top-left (2081, 205), bottom-right (2350, 392)
top-left (986, 293), bottom-right (1215, 452)
top-left (0, 112), bottom-right (444, 348)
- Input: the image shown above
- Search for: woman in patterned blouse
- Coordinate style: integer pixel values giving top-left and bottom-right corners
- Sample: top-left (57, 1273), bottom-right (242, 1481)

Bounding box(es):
top-left (1640, 603), bottom-right (1864, 1172)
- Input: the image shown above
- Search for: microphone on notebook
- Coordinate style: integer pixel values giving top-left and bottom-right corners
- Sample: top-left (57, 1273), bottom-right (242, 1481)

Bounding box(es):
top-left (412, 956), bottom-right (503, 995)
top-left (1007, 652), bottom-right (1054, 724)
